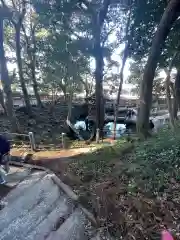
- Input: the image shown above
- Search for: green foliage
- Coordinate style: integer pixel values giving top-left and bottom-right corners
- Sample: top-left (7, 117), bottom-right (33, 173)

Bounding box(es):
top-left (2, 0), bottom-right (142, 100)
top-left (33, 0), bottom-right (94, 97)
top-left (3, 0), bottom-right (179, 111)
top-left (33, 0), bottom-right (129, 93)
top-left (129, 0), bottom-right (180, 69)
top-left (129, 0), bottom-right (166, 60)
top-left (123, 126), bottom-right (180, 194)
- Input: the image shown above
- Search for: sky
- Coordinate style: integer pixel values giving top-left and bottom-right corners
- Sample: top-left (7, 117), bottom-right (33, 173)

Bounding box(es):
top-left (89, 44), bottom-right (134, 96)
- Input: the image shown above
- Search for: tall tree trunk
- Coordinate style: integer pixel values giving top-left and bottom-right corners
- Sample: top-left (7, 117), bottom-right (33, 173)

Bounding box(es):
top-left (172, 96), bottom-right (178, 119)
top-left (0, 19), bottom-right (19, 132)
top-left (165, 74), bottom-right (174, 127)
top-left (113, 7), bottom-right (131, 139)
top-left (164, 50), bottom-right (180, 127)
top-left (31, 62), bottom-right (43, 108)
top-left (94, 40), bottom-right (104, 137)
top-left (67, 92), bottom-right (73, 121)
top-left (0, 88), bottom-right (6, 115)
top-left (113, 44), bottom-right (129, 139)
top-left (94, 0), bottom-right (110, 139)
top-left (22, 22), bottom-right (42, 108)
top-left (30, 28), bottom-right (43, 108)
top-left (175, 69), bottom-right (180, 110)
top-left (171, 82), bottom-right (178, 119)
top-left (137, 0), bottom-right (180, 136)
top-left (15, 25), bottom-right (32, 114)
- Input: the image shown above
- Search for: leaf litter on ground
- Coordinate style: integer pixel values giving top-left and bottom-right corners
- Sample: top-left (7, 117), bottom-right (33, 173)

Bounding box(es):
top-left (64, 126), bottom-right (180, 239)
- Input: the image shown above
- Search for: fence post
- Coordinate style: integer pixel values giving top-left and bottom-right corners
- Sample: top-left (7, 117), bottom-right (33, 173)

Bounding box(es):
top-left (61, 132), bottom-right (66, 149)
top-left (96, 128), bottom-right (100, 144)
top-left (29, 132), bottom-right (36, 151)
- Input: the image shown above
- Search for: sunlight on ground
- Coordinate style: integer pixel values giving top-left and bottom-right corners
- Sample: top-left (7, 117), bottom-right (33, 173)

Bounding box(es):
top-left (11, 146), bottom-right (99, 160)
top-left (33, 147), bottom-right (98, 159)
top-left (10, 139), bottom-right (116, 160)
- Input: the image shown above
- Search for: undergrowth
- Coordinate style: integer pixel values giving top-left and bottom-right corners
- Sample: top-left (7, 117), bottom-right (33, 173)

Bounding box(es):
top-left (32, 124), bottom-right (180, 239)
top-left (128, 126), bottom-right (180, 194)
top-left (73, 125), bottom-right (180, 194)
top-left (69, 125), bottom-right (180, 239)
top-left (71, 138), bottom-right (134, 180)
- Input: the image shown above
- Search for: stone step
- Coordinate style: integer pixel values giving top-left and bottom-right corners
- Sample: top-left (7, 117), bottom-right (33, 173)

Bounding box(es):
top-left (0, 175), bottom-right (57, 232)
top-left (46, 208), bottom-right (89, 240)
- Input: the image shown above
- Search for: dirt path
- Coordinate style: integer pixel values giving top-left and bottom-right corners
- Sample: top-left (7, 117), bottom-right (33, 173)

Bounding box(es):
top-left (11, 146), bottom-right (97, 159)
top-left (10, 147), bottom-right (98, 186)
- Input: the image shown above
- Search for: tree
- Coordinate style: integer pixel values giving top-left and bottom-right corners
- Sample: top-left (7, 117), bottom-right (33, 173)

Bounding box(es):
top-left (80, 73), bottom-right (94, 100)
top-left (113, 4), bottom-right (132, 139)
top-left (22, 9), bottom-right (43, 108)
top-left (12, 0), bottom-right (32, 114)
top-left (3, 1), bottom-right (43, 109)
top-left (70, 0), bottom-right (129, 138)
top-left (1, 0), bottom-right (33, 114)
top-left (92, 0), bottom-right (110, 137)
top-left (33, 0), bottom-right (130, 138)
top-left (0, 88), bottom-right (6, 114)
top-left (32, 0), bottom-right (87, 121)
top-left (163, 47), bottom-right (180, 127)
top-left (127, 0), bottom-right (180, 127)
top-left (128, 62), bottom-right (166, 106)
top-left (175, 69), bottom-right (180, 111)
top-left (127, 62), bottom-right (144, 95)
top-left (0, 6), bottom-right (19, 132)
top-left (137, 0), bottom-right (180, 136)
